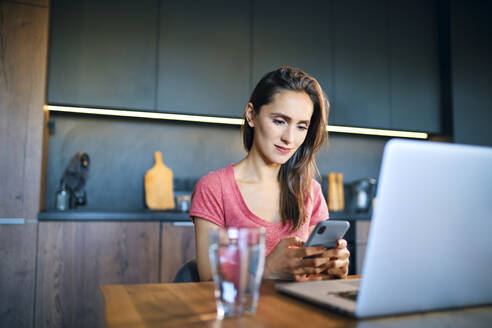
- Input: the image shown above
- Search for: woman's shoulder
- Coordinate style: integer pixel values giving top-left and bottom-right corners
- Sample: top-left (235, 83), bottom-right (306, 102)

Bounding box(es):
top-left (310, 178), bottom-right (323, 195)
top-left (302, 178), bottom-right (324, 205)
top-left (195, 164), bottom-right (234, 188)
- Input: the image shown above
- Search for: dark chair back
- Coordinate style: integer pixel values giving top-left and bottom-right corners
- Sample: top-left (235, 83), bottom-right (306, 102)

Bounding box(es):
top-left (173, 259), bottom-right (200, 282)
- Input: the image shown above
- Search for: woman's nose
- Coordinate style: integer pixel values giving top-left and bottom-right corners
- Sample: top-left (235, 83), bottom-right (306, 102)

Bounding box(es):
top-left (281, 125), bottom-right (295, 144)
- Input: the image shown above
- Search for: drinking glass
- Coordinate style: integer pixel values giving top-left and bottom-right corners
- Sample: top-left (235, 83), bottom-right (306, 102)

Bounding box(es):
top-left (208, 227), bottom-right (266, 319)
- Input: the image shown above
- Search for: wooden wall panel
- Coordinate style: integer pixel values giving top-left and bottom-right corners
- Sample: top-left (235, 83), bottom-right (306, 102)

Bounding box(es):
top-left (0, 1), bottom-right (48, 220)
top-left (35, 222), bottom-right (160, 328)
top-left (0, 1), bottom-right (48, 327)
top-left (0, 221), bottom-right (38, 328)
top-left (160, 223), bottom-right (196, 282)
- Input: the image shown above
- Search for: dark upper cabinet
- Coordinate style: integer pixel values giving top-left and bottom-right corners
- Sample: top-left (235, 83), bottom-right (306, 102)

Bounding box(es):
top-left (157, 0), bottom-right (250, 117)
top-left (47, 0), bottom-right (158, 110)
top-left (252, 0), bottom-right (334, 99)
top-left (389, 0), bottom-right (440, 133)
top-left (46, 0), bottom-right (442, 132)
top-left (333, 0), bottom-right (391, 129)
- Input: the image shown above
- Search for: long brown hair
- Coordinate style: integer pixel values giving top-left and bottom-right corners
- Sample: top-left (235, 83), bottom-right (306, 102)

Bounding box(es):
top-left (241, 66), bottom-right (329, 231)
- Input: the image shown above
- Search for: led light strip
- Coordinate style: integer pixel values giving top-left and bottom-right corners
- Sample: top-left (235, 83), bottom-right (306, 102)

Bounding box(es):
top-left (45, 105), bottom-right (428, 139)
top-left (44, 105), bottom-right (244, 125)
top-left (326, 125), bottom-right (428, 139)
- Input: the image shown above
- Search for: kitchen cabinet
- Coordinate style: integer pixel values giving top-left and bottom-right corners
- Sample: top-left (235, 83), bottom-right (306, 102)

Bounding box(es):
top-left (47, 0), bottom-right (158, 110)
top-left (354, 220), bottom-right (371, 275)
top-left (0, 221), bottom-right (38, 328)
top-left (251, 0), bottom-right (334, 98)
top-left (35, 222), bottom-right (160, 328)
top-left (340, 219), bottom-right (371, 275)
top-left (46, 0), bottom-right (442, 132)
top-left (451, 0), bottom-right (492, 146)
top-left (157, 0), bottom-right (250, 117)
top-left (253, 0), bottom-right (441, 132)
top-left (333, 0), bottom-right (391, 129)
top-left (389, 0), bottom-right (440, 133)
top-left (160, 222), bottom-right (196, 282)
top-left (332, 0), bottom-right (440, 132)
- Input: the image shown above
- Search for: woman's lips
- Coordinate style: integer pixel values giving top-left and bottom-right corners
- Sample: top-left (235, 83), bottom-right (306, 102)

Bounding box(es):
top-left (275, 145), bottom-right (291, 154)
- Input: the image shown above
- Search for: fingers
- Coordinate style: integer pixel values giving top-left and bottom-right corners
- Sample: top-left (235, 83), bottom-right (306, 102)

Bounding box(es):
top-left (281, 236), bottom-right (305, 247)
top-left (327, 264), bottom-right (349, 279)
top-left (299, 274), bottom-right (325, 281)
top-left (321, 246), bottom-right (350, 260)
top-left (326, 257), bottom-right (349, 278)
top-left (326, 258), bottom-right (349, 270)
top-left (291, 256), bottom-right (349, 275)
top-left (305, 257), bottom-right (349, 277)
top-left (287, 245), bottom-right (326, 258)
top-left (336, 239), bottom-right (347, 249)
top-left (293, 263), bottom-right (325, 275)
top-left (278, 238), bottom-right (350, 280)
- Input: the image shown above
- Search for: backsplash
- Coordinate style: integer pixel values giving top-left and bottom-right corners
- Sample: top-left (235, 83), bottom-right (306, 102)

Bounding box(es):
top-left (44, 113), bottom-right (387, 210)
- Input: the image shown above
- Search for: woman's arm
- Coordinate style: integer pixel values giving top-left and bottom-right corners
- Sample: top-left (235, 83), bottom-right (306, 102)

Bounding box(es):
top-left (194, 217), bottom-right (220, 281)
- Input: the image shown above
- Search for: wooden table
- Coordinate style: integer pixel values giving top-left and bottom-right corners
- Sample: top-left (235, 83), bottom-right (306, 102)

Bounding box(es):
top-left (100, 280), bottom-right (492, 328)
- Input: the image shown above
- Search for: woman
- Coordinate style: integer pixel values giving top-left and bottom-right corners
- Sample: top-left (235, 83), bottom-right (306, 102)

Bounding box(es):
top-left (190, 66), bottom-right (350, 281)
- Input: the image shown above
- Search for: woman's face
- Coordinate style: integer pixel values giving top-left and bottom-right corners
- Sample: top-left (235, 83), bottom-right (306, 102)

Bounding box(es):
top-left (246, 90), bottom-right (314, 166)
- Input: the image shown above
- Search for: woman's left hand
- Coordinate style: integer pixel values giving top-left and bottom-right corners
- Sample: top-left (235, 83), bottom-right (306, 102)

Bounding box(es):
top-left (308, 239), bottom-right (350, 280)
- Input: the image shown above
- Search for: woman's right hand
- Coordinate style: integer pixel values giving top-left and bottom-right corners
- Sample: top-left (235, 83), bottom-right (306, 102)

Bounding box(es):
top-left (263, 237), bottom-right (327, 281)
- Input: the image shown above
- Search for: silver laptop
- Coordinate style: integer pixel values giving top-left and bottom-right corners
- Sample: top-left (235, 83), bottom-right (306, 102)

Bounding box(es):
top-left (276, 139), bottom-right (492, 318)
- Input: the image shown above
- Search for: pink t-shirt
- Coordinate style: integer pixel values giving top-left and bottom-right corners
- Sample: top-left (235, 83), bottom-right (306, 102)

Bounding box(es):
top-left (189, 164), bottom-right (329, 255)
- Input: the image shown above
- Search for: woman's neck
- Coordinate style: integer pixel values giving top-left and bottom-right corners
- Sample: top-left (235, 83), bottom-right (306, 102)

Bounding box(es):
top-left (234, 148), bottom-right (280, 184)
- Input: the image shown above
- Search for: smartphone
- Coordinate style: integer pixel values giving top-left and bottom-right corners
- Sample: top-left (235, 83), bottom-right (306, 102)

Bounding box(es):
top-left (305, 220), bottom-right (350, 249)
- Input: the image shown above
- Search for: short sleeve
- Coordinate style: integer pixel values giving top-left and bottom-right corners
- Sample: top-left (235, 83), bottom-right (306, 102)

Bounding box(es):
top-left (189, 171), bottom-right (225, 227)
top-left (309, 180), bottom-right (329, 226)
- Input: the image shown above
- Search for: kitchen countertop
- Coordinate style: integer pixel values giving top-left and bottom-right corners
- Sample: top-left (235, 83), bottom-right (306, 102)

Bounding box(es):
top-left (38, 209), bottom-right (191, 221)
top-left (38, 209), bottom-right (370, 221)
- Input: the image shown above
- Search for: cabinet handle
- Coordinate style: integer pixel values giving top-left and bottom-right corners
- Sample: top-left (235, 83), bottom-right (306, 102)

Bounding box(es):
top-left (0, 218), bottom-right (25, 224)
top-left (172, 221), bottom-right (194, 227)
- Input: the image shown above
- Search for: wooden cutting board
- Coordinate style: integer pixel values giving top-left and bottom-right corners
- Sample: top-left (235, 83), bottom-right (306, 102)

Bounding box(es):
top-left (145, 151), bottom-right (175, 210)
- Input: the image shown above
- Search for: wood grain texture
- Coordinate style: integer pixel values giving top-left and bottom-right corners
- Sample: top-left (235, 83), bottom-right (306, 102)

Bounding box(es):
top-left (35, 222), bottom-right (160, 328)
top-left (0, 2), bottom-right (48, 327)
top-left (101, 280), bottom-right (492, 328)
top-left (160, 223), bottom-right (196, 282)
top-left (0, 222), bottom-right (38, 328)
top-left (39, 108), bottom-right (50, 212)
top-left (0, 1), bottom-right (48, 219)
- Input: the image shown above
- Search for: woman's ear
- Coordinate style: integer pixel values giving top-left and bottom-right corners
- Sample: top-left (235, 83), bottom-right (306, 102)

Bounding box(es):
top-left (244, 103), bottom-right (256, 128)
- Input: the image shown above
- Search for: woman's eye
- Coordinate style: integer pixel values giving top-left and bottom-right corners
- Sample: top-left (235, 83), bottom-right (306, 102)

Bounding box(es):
top-left (273, 119), bottom-right (285, 125)
top-left (297, 125), bottom-right (308, 131)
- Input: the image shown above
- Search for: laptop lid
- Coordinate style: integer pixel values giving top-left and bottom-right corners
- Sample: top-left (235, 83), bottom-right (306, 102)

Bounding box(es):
top-left (356, 139), bottom-right (492, 317)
